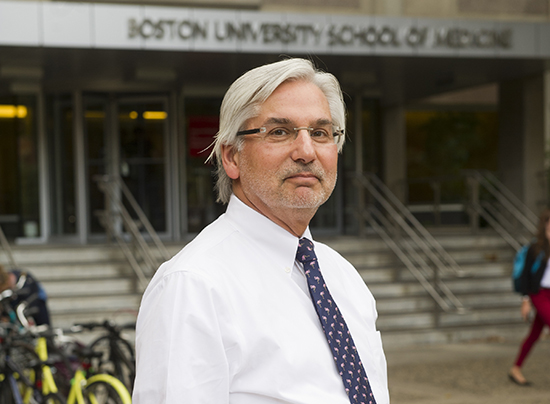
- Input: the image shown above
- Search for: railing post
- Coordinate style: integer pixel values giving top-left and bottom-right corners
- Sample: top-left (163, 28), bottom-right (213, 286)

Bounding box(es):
top-left (354, 95), bottom-right (365, 237)
top-left (357, 174), bottom-right (366, 237)
top-left (96, 178), bottom-right (114, 243)
top-left (433, 265), bottom-right (442, 327)
top-left (468, 175), bottom-right (480, 233)
top-left (430, 181), bottom-right (442, 226)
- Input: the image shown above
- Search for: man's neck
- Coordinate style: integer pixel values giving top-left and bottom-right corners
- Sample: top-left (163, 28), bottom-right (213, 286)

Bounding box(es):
top-left (232, 189), bottom-right (315, 238)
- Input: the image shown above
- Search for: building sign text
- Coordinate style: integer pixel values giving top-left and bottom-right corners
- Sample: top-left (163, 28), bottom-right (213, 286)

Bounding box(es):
top-left (128, 18), bottom-right (512, 50)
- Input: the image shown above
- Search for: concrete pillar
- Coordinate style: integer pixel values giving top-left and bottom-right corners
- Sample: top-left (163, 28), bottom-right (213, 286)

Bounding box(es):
top-left (382, 105), bottom-right (407, 202)
top-left (73, 90), bottom-right (87, 244)
top-left (498, 73), bottom-right (548, 214)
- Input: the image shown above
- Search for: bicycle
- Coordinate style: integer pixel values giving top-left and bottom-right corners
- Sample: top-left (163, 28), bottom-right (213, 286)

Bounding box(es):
top-left (35, 328), bottom-right (132, 404)
top-left (0, 288), bottom-right (66, 403)
top-left (1, 290), bottom-right (131, 404)
top-left (0, 323), bottom-right (65, 404)
top-left (73, 321), bottom-right (135, 393)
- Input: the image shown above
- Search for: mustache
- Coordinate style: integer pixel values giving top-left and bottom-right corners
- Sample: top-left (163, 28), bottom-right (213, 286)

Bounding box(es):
top-left (280, 163), bottom-right (326, 181)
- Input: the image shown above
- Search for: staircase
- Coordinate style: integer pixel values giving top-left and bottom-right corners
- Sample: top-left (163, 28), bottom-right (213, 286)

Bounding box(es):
top-left (322, 228), bottom-right (525, 347)
top-left (0, 243), bottom-right (181, 330)
top-left (1, 228), bottom-right (525, 347)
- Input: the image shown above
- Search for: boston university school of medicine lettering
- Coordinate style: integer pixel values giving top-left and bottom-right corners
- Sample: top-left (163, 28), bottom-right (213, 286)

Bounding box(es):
top-left (0, 0), bottom-right (549, 244)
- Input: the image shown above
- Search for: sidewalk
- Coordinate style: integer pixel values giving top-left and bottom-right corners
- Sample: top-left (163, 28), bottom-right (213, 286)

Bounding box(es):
top-left (385, 337), bottom-right (550, 404)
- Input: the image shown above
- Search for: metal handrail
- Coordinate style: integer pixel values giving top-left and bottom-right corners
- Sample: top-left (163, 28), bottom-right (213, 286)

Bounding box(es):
top-left (356, 173), bottom-right (465, 314)
top-left (0, 225), bottom-right (17, 270)
top-left (470, 170), bottom-right (538, 226)
top-left (364, 207), bottom-right (460, 312)
top-left (367, 173), bottom-right (467, 276)
top-left (95, 210), bottom-right (150, 291)
top-left (115, 176), bottom-right (171, 260)
top-left (94, 175), bottom-right (171, 291)
top-left (465, 170), bottom-right (537, 250)
top-left (471, 203), bottom-right (522, 251)
top-left (404, 170), bottom-right (538, 250)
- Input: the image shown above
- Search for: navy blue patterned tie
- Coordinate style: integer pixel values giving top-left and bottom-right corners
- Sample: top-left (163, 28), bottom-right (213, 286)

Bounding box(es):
top-left (296, 238), bottom-right (376, 404)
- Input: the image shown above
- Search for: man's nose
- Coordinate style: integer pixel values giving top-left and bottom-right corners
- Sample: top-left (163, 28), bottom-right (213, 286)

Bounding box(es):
top-left (290, 129), bottom-right (316, 163)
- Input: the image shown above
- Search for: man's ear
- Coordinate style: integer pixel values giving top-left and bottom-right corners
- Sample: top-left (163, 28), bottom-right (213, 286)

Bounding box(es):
top-left (221, 144), bottom-right (240, 180)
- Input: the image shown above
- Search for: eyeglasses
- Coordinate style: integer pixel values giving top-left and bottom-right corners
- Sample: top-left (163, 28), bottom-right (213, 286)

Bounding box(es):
top-left (236, 124), bottom-right (344, 145)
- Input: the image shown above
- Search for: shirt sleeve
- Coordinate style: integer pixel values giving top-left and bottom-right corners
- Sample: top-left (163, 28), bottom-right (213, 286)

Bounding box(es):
top-left (133, 270), bottom-right (230, 404)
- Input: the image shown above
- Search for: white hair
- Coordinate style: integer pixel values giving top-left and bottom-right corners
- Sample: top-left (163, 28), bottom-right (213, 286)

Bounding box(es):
top-left (208, 58), bottom-right (346, 204)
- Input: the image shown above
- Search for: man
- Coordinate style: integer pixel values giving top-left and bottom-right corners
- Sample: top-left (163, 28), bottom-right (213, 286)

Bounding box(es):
top-left (133, 58), bottom-right (389, 404)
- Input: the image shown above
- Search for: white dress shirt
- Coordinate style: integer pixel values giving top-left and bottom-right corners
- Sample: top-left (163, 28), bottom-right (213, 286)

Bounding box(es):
top-left (133, 195), bottom-right (389, 404)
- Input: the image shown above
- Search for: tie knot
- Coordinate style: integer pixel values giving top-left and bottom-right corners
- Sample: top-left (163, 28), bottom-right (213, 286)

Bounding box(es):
top-left (296, 238), bottom-right (316, 264)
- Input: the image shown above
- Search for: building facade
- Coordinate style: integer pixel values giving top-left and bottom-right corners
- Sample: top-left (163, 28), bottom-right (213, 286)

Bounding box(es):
top-left (0, 0), bottom-right (549, 244)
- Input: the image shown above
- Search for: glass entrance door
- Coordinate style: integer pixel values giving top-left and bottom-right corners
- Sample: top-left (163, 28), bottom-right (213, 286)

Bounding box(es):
top-left (0, 96), bottom-right (39, 239)
top-left (84, 95), bottom-right (170, 238)
top-left (116, 98), bottom-right (169, 234)
top-left (85, 94), bottom-right (109, 235)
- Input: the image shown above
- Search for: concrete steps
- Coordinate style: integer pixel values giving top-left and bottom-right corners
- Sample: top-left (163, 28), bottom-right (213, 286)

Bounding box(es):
top-left (322, 230), bottom-right (525, 346)
top-left (1, 229), bottom-right (525, 346)
top-left (0, 243), bottom-right (181, 330)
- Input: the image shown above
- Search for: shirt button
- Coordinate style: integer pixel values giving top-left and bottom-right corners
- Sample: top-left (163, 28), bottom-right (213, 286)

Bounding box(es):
top-left (284, 267), bottom-right (291, 273)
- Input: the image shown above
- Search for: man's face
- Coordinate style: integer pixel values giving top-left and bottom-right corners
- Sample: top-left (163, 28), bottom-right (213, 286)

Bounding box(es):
top-left (227, 80), bottom-right (338, 221)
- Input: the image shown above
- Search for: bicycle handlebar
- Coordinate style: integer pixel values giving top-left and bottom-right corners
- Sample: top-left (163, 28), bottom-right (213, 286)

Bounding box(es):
top-left (73, 320), bottom-right (136, 333)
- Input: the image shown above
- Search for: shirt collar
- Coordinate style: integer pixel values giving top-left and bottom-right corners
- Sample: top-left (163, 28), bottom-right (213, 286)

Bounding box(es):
top-left (225, 194), bottom-right (313, 274)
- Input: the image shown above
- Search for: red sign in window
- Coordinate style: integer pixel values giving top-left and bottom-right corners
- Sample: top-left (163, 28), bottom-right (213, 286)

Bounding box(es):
top-left (188, 116), bottom-right (219, 159)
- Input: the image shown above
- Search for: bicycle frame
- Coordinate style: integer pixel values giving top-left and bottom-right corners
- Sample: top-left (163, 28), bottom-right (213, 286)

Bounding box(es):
top-left (35, 336), bottom-right (60, 396)
top-left (66, 370), bottom-right (87, 404)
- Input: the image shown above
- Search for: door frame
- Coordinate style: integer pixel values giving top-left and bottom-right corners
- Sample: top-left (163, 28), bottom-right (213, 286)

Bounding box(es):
top-left (81, 92), bottom-right (176, 243)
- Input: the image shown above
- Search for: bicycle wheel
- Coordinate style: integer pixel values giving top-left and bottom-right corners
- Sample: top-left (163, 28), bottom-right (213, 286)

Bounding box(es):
top-left (11, 341), bottom-right (38, 370)
top-left (83, 380), bottom-right (127, 404)
top-left (45, 340), bottom-right (78, 397)
top-left (88, 337), bottom-right (135, 391)
top-left (10, 341), bottom-right (43, 401)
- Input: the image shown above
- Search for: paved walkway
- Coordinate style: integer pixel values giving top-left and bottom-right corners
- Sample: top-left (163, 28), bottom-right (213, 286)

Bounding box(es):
top-left (385, 336), bottom-right (550, 404)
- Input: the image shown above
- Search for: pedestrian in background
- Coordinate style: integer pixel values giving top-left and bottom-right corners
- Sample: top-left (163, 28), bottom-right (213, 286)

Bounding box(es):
top-left (0, 263), bottom-right (51, 326)
top-left (509, 208), bottom-right (550, 386)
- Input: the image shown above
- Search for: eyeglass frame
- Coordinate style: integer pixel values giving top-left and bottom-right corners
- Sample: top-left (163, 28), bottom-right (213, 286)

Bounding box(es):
top-left (236, 126), bottom-right (344, 142)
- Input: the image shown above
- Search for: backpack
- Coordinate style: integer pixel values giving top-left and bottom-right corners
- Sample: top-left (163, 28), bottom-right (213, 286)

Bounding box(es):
top-left (512, 244), bottom-right (543, 293)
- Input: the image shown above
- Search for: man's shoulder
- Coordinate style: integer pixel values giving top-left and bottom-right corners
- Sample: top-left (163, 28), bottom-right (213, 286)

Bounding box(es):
top-left (156, 215), bottom-right (249, 278)
top-left (179, 216), bottom-right (232, 253)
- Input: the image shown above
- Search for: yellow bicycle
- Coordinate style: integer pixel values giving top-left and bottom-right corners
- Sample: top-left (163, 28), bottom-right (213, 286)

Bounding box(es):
top-left (33, 335), bottom-right (132, 404)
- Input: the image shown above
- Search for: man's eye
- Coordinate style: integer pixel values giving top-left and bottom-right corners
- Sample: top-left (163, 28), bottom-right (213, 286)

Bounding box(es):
top-left (311, 129), bottom-right (330, 138)
top-left (269, 128), bottom-right (291, 137)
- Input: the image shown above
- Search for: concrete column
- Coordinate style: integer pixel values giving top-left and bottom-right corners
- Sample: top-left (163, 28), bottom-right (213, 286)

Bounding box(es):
top-left (498, 73), bottom-right (547, 214)
top-left (73, 90), bottom-right (88, 244)
top-left (382, 105), bottom-right (407, 202)
top-left (37, 90), bottom-right (50, 243)
top-left (354, 94), bottom-right (365, 235)
top-left (169, 90), bottom-right (181, 241)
